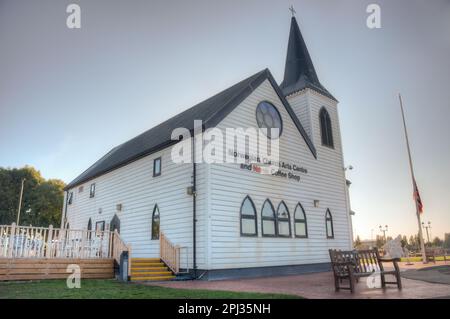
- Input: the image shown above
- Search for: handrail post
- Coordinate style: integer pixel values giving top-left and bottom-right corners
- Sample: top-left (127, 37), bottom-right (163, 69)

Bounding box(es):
top-left (46, 225), bottom-right (53, 258)
top-left (8, 223), bottom-right (16, 258)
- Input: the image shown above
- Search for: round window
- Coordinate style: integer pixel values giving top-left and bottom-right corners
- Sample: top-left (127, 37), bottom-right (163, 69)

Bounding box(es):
top-left (256, 101), bottom-right (282, 139)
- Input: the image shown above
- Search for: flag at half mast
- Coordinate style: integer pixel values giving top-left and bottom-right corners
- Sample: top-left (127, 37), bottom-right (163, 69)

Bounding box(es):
top-left (413, 178), bottom-right (424, 213)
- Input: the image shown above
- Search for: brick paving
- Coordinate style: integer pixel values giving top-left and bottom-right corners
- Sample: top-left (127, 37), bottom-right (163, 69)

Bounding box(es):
top-left (147, 261), bottom-right (450, 299)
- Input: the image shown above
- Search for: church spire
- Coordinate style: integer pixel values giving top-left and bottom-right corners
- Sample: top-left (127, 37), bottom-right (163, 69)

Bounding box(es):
top-left (280, 16), bottom-right (336, 101)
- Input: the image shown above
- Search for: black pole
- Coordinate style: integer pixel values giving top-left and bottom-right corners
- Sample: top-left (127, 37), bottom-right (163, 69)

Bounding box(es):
top-left (62, 190), bottom-right (69, 228)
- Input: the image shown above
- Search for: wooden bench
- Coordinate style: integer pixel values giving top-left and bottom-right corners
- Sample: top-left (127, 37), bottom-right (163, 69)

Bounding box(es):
top-left (426, 248), bottom-right (448, 263)
top-left (329, 248), bottom-right (402, 293)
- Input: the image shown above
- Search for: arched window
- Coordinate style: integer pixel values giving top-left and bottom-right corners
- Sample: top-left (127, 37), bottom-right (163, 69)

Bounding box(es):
top-left (276, 201), bottom-right (291, 237)
top-left (294, 203), bottom-right (308, 238)
top-left (87, 218), bottom-right (92, 239)
top-left (261, 199), bottom-right (276, 237)
top-left (151, 205), bottom-right (160, 240)
top-left (110, 214), bottom-right (120, 233)
top-left (240, 196), bottom-right (257, 236)
top-left (325, 209), bottom-right (334, 239)
top-left (319, 108), bottom-right (334, 148)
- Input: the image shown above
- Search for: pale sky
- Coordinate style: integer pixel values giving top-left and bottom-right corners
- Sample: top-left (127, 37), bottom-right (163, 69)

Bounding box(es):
top-left (1, 0), bottom-right (449, 240)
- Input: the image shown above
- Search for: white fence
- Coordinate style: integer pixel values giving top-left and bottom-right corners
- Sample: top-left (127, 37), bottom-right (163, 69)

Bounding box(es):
top-left (0, 223), bottom-right (128, 260)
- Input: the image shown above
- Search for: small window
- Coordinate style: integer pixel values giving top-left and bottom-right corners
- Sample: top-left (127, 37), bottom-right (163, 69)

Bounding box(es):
top-left (90, 183), bottom-right (96, 198)
top-left (153, 157), bottom-right (161, 177)
top-left (240, 196), bottom-right (257, 236)
top-left (68, 192), bottom-right (73, 205)
top-left (276, 201), bottom-right (291, 237)
top-left (326, 209), bottom-right (334, 239)
top-left (261, 199), bottom-right (276, 236)
top-left (151, 205), bottom-right (160, 240)
top-left (319, 107), bottom-right (334, 148)
top-left (78, 185), bottom-right (84, 193)
top-left (294, 203), bottom-right (308, 238)
top-left (95, 220), bottom-right (105, 232)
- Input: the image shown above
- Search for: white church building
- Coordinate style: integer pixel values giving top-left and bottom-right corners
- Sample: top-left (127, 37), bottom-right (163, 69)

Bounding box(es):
top-left (62, 16), bottom-right (353, 280)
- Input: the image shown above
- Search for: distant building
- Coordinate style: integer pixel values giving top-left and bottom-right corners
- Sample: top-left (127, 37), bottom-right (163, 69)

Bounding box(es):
top-left (445, 233), bottom-right (450, 248)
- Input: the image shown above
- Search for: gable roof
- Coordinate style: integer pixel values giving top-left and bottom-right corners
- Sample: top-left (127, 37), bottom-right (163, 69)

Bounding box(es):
top-left (280, 17), bottom-right (337, 102)
top-left (65, 69), bottom-right (316, 190)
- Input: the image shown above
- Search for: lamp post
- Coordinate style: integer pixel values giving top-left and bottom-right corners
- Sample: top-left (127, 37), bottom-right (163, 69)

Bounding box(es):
top-left (379, 225), bottom-right (388, 242)
top-left (422, 221), bottom-right (431, 245)
top-left (16, 178), bottom-right (26, 225)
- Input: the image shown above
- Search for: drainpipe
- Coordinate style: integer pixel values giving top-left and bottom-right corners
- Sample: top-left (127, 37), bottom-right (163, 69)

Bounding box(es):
top-left (192, 133), bottom-right (197, 279)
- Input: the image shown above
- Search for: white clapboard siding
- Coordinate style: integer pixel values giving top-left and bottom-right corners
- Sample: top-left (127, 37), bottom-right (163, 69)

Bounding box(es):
top-left (207, 79), bottom-right (351, 269)
top-left (66, 78), bottom-right (352, 272)
top-left (65, 141), bottom-right (208, 269)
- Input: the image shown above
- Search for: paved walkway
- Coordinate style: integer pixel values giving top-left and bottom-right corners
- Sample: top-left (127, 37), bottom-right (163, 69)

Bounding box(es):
top-left (148, 261), bottom-right (450, 299)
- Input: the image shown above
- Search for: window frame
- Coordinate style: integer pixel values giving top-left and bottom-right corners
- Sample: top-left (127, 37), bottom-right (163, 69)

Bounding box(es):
top-left (319, 107), bottom-right (334, 148)
top-left (261, 199), bottom-right (277, 237)
top-left (87, 218), bottom-right (92, 239)
top-left (89, 183), bottom-right (96, 198)
top-left (276, 201), bottom-right (292, 237)
top-left (240, 196), bottom-right (258, 237)
top-left (325, 209), bottom-right (334, 239)
top-left (151, 204), bottom-right (160, 240)
top-left (255, 100), bottom-right (283, 139)
top-left (294, 203), bottom-right (308, 238)
top-left (153, 157), bottom-right (162, 177)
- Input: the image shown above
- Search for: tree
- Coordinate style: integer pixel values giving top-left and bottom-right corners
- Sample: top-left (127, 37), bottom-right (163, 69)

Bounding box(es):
top-left (376, 235), bottom-right (384, 248)
top-left (432, 237), bottom-right (443, 248)
top-left (0, 166), bottom-right (65, 227)
top-left (401, 235), bottom-right (408, 248)
top-left (354, 235), bottom-right (362, 249)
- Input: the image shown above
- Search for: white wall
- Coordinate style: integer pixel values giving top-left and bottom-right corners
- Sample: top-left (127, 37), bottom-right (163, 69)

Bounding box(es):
top-left (65, 143), bottom-right (209, 269)
top-left (206, 80), bottom-right (352, 270)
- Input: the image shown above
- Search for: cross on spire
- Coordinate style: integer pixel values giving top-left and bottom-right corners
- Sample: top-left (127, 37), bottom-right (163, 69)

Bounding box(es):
top-left (289, 5), bottom-right (296, 17)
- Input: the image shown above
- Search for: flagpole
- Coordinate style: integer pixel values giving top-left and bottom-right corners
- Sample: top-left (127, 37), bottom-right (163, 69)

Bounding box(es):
top-left (398, 93), bottom-right (427, 263)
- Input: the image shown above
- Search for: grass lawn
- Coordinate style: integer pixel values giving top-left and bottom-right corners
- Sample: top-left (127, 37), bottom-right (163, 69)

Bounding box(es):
top-left (400, 256), bottom-right (448, 262)
top-left (0, 279), bottom-right (300, 299)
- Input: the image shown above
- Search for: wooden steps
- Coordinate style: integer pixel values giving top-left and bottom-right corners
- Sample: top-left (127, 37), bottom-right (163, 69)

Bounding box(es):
top-left (130, 258), bottom-right (175, 281)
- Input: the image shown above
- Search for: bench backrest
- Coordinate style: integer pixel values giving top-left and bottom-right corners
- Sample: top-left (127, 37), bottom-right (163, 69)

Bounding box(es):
top-left (329, 248), bottom-right (382, 274)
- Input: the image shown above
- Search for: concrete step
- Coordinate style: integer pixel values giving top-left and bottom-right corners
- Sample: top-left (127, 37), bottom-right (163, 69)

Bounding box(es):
top-left (131, 262), bottom-right (165, 267)
top-left (130, 271), bottom-right (172, 276)
top-left (131, 258), bottom-right (161, 263)
top-left (130, 275), bottom-right (175, 281)
top-left (131, 267), bottom-right (169, 272)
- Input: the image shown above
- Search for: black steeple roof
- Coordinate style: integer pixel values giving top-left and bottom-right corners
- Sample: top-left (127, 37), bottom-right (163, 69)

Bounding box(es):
top-left (280, 17), bottom-right (337, 101)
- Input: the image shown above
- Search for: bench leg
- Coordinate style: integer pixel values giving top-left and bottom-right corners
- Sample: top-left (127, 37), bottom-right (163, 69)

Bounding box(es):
top-left (349, 276), bottom-right (355, 293)
top-left (334, 276), bottom-right (340, 292)
top-left (393, 261), bottom-right (402, 290)
top-left (380, 272), bottom-right (386, 288)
